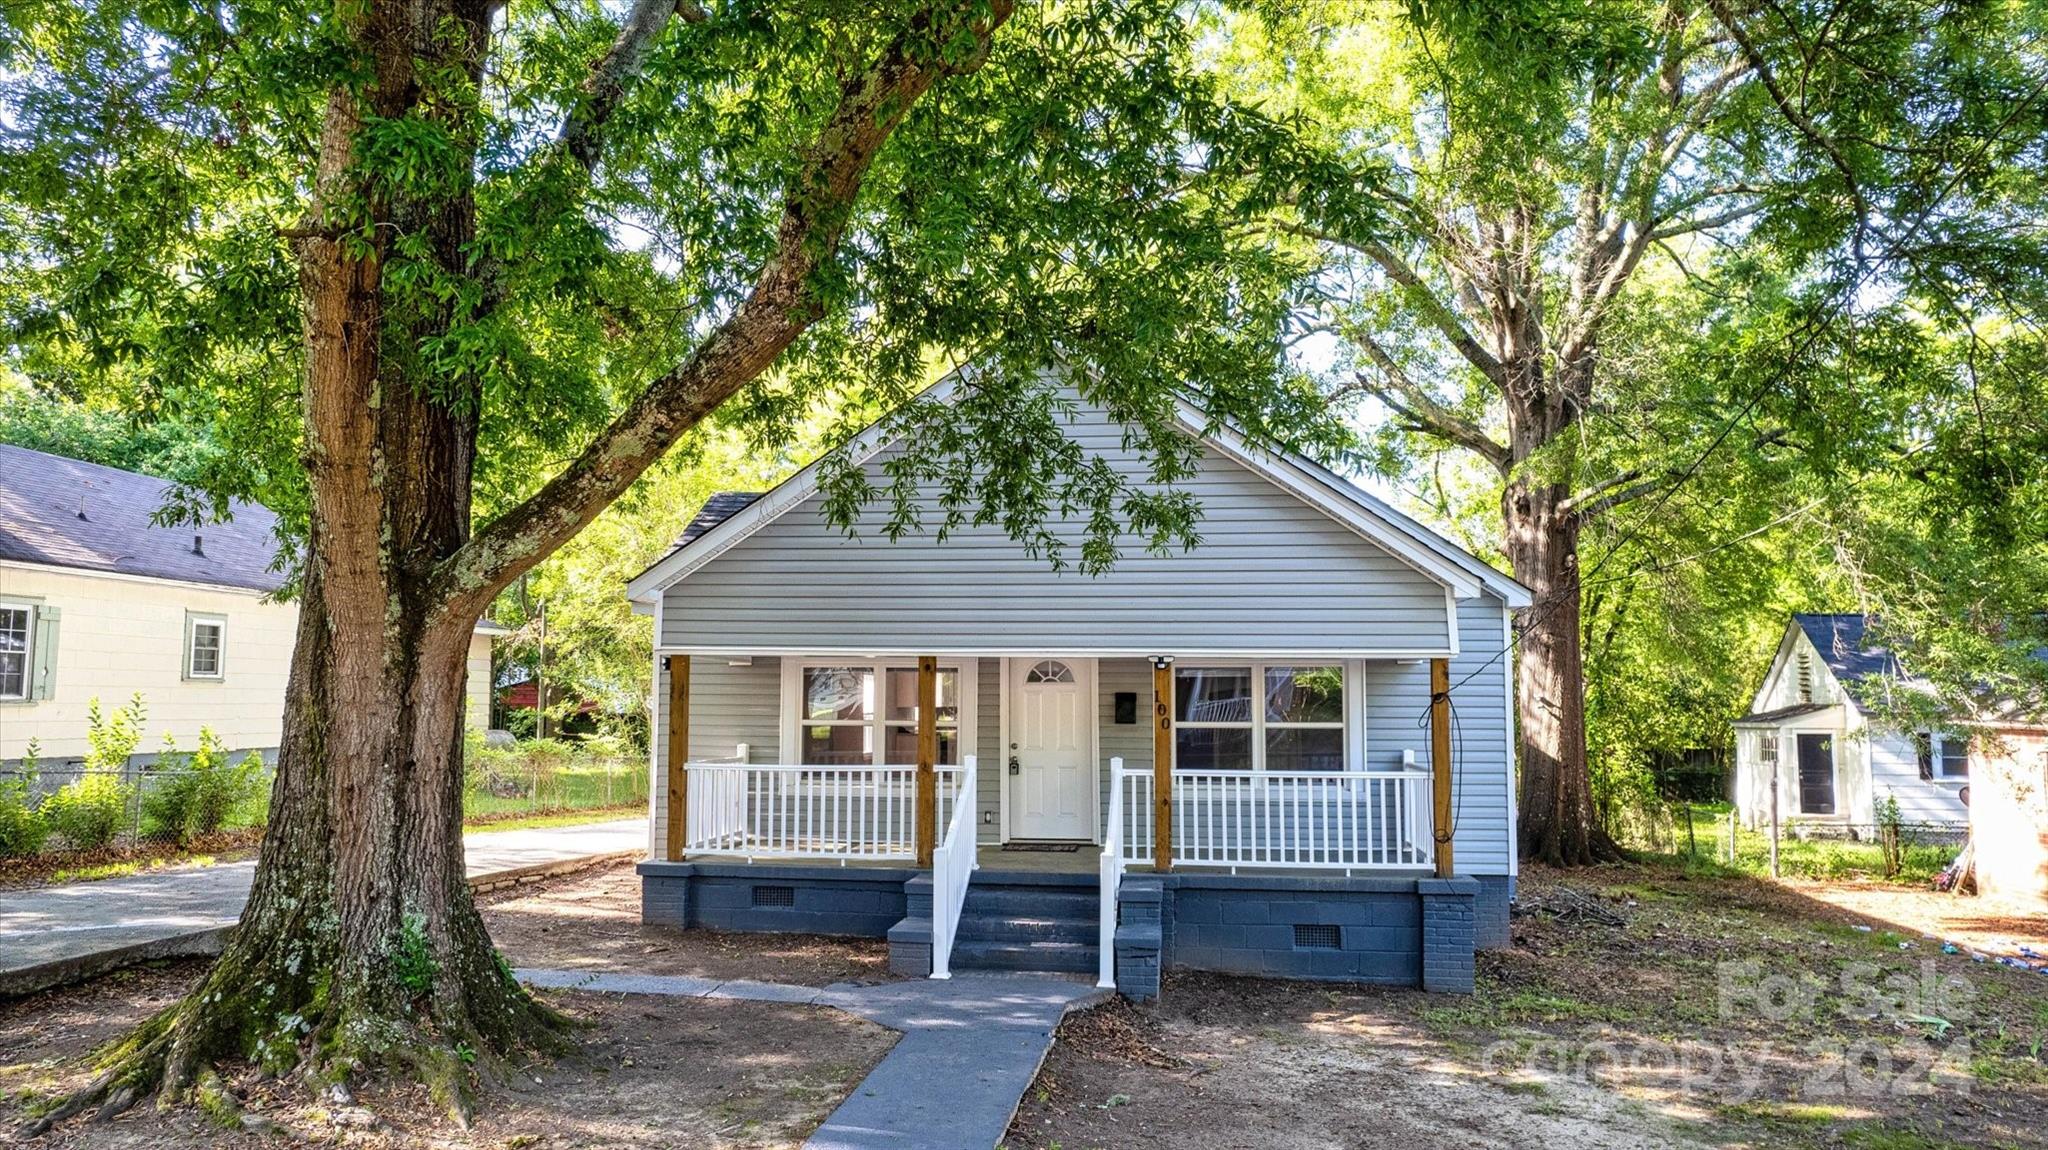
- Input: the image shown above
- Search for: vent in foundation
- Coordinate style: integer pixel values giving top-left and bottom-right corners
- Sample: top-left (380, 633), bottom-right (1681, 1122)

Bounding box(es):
top-left (1293, 924), bottom-right (1341, 950)
top-left (752, 885), bottom-right (797, 908)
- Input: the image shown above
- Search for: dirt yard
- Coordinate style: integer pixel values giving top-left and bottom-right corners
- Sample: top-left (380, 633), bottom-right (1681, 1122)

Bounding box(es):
top-left (1009, 864), bottom-right (2048, 1150)
top-left (2, 864), bottom-right (898, 1148)
top-left (478, 861), bottom-right (898, 985)
top-left (1784, 880), bottom-right (2048, 961)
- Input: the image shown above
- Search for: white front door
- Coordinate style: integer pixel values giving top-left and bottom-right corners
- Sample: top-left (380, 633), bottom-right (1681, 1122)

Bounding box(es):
top-left (1008, 658), bottom-right (1095, 840)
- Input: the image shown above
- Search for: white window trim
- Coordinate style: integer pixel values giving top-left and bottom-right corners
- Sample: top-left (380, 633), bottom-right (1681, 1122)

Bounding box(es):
top-left (0, 598), bottom-right (34, 702)
top-left (778, 657), bottom-right (979, 769)
top-left (1929, 730), bottom-right (1970, 782)
top-left (185, 612), bottom-right (227, 681)
top-left (1171, 662), bottom-right (1350, 774)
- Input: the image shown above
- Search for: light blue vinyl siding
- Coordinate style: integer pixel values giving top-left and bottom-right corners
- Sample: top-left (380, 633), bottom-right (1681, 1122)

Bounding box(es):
top-left (1359, 596), bottom-right (1514, 874)
top-left (650, 655), bottom-right (782, 855)
top-left (655, 617), bottom-right (1517, 876)
top-left (661, 405), bottom-right (1453, 654)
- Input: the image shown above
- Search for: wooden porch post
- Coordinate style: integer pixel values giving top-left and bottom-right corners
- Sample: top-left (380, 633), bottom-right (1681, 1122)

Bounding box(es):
top-left (1430, 657), bottom-right (1454, 877)
top-left (1153, 656), bottom-right (1173, 871)
top-left (665, 655), bottom-right (690, 862)
top-left (915, 654), bottom-right (938, 867)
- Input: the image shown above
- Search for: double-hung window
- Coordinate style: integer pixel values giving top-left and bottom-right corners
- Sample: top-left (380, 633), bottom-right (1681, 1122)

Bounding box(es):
top-left (185, 613), bottom-right (226, 680)
top-left (1916, 730), bottom-right (1968, 780)
top-left (797, 662), bottom-right (962, 766)
top-left (1173, 664), bottom-right (1346, 773)
top-left (0, 601), bottom-right (31, 701)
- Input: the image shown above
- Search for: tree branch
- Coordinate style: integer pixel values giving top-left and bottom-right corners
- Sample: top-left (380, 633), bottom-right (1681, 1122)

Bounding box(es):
top-left (1276, 221), bottom-right (1505, 386)
top-left (1561, 472), bottom-right (1665, 520)
top-left (431, 3), bottom-right (1015, 619)
top-left (1342, 354), bottom-right (1510, 476)
top-left (558, 0), bottom-right (708, 172)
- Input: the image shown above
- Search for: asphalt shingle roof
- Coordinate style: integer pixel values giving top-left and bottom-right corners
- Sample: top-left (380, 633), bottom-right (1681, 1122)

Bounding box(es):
top-left (0, 444), bottom-right (283, 592)
top-left (674, 492), bottom-right (762, 550)
top-left (1793, 612), bottom-right (1903, 711)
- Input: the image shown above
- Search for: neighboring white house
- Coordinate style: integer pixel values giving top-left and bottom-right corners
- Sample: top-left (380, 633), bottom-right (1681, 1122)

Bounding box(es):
top-left (0, 445), bottom-right (505, 766)
top-left (1732, 614), bottom-right (1969, 830)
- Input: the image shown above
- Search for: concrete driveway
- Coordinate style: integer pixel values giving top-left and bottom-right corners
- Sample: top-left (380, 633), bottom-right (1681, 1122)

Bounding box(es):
top-left (0, 818), bottom-right (646, 995)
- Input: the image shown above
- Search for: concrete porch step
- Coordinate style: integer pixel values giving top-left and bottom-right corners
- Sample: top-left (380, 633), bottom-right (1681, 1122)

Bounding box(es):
top-left (952, 937), bottom-right (1099, 974)
top-left (957, 913), bottom-right (1096, 945)
top-left (958, 887), bottom-right (1098, 919)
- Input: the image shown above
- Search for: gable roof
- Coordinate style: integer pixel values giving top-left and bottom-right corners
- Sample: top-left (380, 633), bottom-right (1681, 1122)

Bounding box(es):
top-left (0, 444), bottom-right (283, 593)
top-left (1794, 613), bottom-right (1904, 710)
top-left (627, 374), bottom-right (1532, 609)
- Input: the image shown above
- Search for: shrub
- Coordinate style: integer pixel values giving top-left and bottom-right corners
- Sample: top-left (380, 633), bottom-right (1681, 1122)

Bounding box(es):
top-left (85, 693), bottom-right (147, 770)
top-left (0, 740), bottom-right (49, 858)
top-left (144, 729), bottom-right (266, 844)
top-left (41, 772), bottom-right (129, 849)
top-left (41, 696), bottom-right (147, 850)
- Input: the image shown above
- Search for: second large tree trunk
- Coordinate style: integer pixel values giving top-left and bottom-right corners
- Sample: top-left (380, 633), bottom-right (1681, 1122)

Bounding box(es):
top-left (1504, 475), bottom-right (1617, 866)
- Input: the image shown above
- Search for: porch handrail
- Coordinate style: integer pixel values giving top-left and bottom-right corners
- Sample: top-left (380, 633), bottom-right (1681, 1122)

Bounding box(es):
top-left (681, 761), bottom-right (969, 861)
top-left (929, 755), bottom-right (978, 979)
top-left (1113, 767), bottom-right (1436, 872)
top-left (1097, 756), bottom-right (1125, 989)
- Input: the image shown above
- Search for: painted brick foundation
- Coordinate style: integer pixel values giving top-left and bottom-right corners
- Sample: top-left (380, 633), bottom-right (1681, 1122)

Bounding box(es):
top-left (1472, 874), bottom-right (1514, 949)
top-left (637, 861), bottom-right (914, 937)
top-left (1118, 872), bottom-right (1479, 995)
top-left (639, 861), bottom-right (1486, 997)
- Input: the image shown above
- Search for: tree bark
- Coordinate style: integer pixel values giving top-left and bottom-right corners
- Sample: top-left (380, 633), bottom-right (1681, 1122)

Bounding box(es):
top-left (1504, 477), bottom-right (1613, 865)
top-left (28, 1), bottom-right (1012, 1130)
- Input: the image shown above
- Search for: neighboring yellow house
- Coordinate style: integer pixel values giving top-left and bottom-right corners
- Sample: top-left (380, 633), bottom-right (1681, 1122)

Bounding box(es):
top-left (0, 445), bottom-right (505, 766)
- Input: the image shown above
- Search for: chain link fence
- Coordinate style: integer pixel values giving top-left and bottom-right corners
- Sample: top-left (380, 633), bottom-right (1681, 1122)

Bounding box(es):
top-left (2, 741), bottom-right (647, 860)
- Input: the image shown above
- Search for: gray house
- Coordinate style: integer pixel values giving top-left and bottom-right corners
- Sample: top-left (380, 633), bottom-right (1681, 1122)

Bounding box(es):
top-left (626, 378), bottom-right (1529, 997)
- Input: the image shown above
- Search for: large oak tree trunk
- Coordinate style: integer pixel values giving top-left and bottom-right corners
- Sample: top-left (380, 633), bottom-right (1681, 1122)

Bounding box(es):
top-left (1503, 352), bottom-right (1623, 867)
top-left (25, 2), bottom-right (1011, 1131)
top-left (26, 1), bottom-right (560, 1131)
top-left (1505, 478), bottom-right (1606, 866)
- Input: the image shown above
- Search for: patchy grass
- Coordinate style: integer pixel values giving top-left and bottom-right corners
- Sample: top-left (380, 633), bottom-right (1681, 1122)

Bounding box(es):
top-left (1011, 863), bottom-right (2048, 1150)
top-left (48, 855), bottom-right (217, 884)
top-left (461, 806), bottom-right (642, 833)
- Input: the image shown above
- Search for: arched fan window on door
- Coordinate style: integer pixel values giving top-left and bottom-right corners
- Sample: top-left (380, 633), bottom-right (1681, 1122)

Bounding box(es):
top-left (1025, 660), bottom-right (1074, 684)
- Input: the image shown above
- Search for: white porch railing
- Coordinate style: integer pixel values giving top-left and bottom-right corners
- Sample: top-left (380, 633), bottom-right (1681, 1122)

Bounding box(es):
top-left (682, 761), bottom-right (969, 861)
top-left (1114, 767), bottom-right (1436, 871)
top-left (1097, 756), bottom-right (1126, 989)
top-left (929, 756), bottom-right (978, 979)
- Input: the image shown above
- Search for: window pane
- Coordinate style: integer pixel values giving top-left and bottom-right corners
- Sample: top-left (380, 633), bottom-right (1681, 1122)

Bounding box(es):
top-left (1940, 737), bottom-right (1969, 778)
top-left (1175, 667), bottom-right (1252, 724)
top-left (1266, 727), bottom-right (1344, 773)
top-left (1265, 665), bottom-right (1342, 723)
top-left (885, 726), bottom-right (959, 766)
top-left (1176, 727), bottom-right (1252, 772)
top-left (804, 667), bottom-right (872, 721)
top-left (0, 606), bottom-right (25, 698)
top-left (191, 623), bottom-right (221, 676)
top-left (1026, 660), bottom-right (1073, 684)
top-left (884, 668), bottom-right (960, 723)
top-left (801, 723), bottom-right (872, 766)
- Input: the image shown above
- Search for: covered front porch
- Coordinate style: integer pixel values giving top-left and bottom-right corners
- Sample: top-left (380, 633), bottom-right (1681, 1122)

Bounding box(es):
top-left (650, 649), bottom-right (1466, 993)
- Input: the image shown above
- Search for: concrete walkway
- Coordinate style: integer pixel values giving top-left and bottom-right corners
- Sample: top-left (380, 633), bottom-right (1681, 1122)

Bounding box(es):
top-left (516, 967), bottom-right (1108, 1150)
top-left (0, 818), bottom-right (645, 996)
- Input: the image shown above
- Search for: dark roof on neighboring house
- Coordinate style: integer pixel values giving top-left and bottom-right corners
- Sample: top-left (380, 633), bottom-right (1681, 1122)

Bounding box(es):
top-left (1793, 613), bottom-right (1904, 711)
top-left (1733, 702), bottom-right (1832, 726)
top-left (0, 444), bottom-right (283, 592)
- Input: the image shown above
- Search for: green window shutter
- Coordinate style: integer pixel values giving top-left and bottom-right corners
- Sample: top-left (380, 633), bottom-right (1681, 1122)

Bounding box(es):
top-left (30, 605), bottom-right (60, 700)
